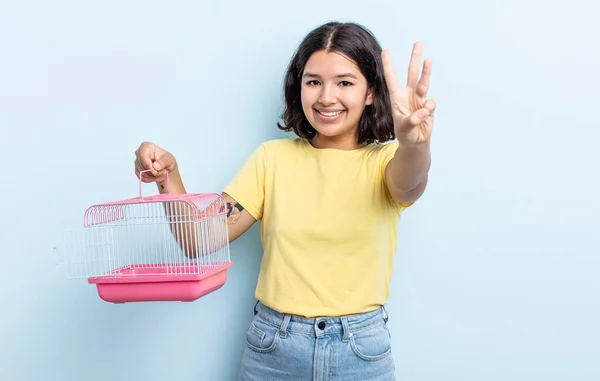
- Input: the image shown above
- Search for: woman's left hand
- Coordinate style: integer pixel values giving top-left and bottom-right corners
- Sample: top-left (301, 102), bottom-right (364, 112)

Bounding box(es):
top-left (382, 42), bottom-right (436, 146)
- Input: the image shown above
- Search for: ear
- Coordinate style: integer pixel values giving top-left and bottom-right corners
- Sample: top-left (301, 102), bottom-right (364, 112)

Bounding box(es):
top-left (366, 87), bottom-right (374, 106)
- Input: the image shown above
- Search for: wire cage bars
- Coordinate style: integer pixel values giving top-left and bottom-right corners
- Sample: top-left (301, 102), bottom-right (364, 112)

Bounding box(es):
top-left (62, 170), bottom-right (232, 303)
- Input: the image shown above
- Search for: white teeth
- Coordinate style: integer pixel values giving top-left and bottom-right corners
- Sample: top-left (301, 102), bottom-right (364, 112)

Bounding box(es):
top-left (318, 110), bottom-right (343, 117)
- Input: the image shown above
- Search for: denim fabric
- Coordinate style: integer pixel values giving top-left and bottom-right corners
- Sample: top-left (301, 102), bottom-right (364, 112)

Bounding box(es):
top-left (239, 302), bottom-right (395, 381)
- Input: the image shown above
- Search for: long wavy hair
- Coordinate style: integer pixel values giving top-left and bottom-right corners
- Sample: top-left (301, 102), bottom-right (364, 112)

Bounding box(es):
top-left (277, 21), bottom-right (394, 144)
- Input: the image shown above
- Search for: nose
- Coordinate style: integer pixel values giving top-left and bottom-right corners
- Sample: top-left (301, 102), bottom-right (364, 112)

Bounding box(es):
top-left (318, 84), bottom-right (337, 106)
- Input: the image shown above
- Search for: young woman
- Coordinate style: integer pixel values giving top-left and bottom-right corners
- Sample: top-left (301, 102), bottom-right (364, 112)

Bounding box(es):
top-left (134, 21), bottom-right (435, 381)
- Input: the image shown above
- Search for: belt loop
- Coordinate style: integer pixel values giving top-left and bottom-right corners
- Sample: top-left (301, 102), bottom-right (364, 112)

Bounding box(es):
top-left (279, 314), bottom-right (291, 338)
top-left (253, 300), bottom-right (259, 316)
top-left (341, 317), bottom-right (350, 342)
top-left (382, 305), bottom-right (389, 324)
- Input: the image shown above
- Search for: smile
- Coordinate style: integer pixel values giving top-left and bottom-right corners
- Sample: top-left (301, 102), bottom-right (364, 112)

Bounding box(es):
top-left (317, 110), bottom-right (344, 116)
top-left (315, 109), bottom-right (344, 119)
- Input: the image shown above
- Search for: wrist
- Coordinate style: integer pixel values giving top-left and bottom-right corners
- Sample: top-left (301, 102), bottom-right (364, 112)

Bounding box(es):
top-left (157, 166), bottom-right (181, 193)
top-left (396, 139), bottom-right (430, 154)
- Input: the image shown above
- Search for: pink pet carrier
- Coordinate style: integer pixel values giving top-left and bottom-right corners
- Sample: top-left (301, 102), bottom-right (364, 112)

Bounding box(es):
top-left (62, 170), bottom-right (232, 303)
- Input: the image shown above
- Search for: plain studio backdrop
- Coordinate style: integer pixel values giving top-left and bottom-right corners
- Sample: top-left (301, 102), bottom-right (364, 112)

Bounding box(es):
top-left (0, 1), bottom-right (598, 380)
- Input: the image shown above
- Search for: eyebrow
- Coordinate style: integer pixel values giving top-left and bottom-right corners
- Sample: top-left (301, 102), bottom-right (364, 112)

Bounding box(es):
top-left (302, 72), bottom-right (359, 80)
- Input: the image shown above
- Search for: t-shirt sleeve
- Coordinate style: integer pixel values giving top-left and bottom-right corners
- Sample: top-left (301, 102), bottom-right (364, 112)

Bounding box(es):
top-left (222, 144), bottom-right (267, 220)
top-left (379, 141), bottom-right (415, 210)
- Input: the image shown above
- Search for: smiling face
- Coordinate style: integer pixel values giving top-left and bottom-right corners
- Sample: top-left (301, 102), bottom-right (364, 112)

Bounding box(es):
top-left (300, 50), bottom-right (374, 149)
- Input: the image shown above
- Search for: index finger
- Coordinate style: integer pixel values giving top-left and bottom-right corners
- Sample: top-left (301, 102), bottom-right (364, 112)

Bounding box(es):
top-left (382, 50), bottom-right (402, 94)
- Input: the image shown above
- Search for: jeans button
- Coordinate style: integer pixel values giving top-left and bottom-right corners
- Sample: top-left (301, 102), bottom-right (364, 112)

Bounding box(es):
top-left (318, 321), bottom-right (326, 330)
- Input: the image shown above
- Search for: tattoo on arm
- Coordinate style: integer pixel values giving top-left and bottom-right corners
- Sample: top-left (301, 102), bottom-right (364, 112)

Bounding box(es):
top-left (227, 201), bottom-right (244, 224)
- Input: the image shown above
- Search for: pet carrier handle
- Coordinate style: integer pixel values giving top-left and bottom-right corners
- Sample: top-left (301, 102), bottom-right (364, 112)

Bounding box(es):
top-left (138, 169), bottom-right (169, 199)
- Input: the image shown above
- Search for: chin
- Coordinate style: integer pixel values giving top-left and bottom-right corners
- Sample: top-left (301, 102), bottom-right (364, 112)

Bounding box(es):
top-left (313, 126), bottom-right (356, 140)
top-left (312, 124), bottom-right (343, 136)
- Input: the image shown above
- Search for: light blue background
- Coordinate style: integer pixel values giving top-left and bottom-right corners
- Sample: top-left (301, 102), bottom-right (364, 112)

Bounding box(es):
top-left (1, 0), bottom-right (598, 380)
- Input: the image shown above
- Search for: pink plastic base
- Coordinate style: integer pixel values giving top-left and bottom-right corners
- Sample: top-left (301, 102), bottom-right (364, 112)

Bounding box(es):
top-left (87, 262), bottom-right (233, 303)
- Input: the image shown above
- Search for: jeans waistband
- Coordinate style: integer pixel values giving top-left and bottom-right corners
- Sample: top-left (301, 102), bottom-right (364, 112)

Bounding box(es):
top-left (253, 301), bottom-right (389, 340)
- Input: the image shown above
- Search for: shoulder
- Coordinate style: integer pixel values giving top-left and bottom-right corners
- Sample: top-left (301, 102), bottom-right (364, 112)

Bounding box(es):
top-left (371, 140), bottom-right (399, 153)
top-left (261, 137), bottom-right (305, 148)
top-left (362, 140), bottom-right (399, 162)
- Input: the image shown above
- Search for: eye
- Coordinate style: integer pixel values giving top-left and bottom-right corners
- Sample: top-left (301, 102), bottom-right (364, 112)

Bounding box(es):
top-left (339, 81), bottom-right (353, 87)
top-left (306, 80), bottom-right (320, 86)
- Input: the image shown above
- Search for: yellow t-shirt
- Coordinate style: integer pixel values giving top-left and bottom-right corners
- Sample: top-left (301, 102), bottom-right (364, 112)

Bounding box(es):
top-left (223, 137), bottom-right (411, 317)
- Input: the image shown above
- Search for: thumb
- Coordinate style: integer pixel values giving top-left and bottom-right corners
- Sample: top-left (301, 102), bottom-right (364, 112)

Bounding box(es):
top-left (402, 108), bottom-right (430, 129)
top-left (151, 148), bottom-right (163, 171)
top-left (152, 154), bottom-right (172, 172)
top-left (151, 149), bottom-right (175, 172)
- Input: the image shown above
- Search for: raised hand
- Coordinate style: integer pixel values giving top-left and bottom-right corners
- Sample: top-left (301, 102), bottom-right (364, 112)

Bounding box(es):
top-left (134, 142), bottom-right (178, 185)
top-left (382, 42), bottom-right (436, 146)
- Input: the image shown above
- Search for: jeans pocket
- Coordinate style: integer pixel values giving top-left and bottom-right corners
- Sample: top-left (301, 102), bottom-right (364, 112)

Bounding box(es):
top-left (349, 324), bottom-right (392, 361)
top-left (245, 317), bottom-right (280, 354)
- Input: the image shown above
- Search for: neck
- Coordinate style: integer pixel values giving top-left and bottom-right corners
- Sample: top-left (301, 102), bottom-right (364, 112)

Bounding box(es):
top-left (310, 132), bottom-right (365, 151)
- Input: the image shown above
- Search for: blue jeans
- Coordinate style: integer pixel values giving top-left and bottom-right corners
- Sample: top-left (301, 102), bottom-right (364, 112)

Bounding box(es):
top-left (239, 301), bottom-right (396, 380)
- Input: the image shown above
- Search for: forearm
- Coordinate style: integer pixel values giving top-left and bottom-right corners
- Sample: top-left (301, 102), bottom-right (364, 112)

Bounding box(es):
top-left (387, 142), bottom-right (431, 200)
top-left (155, 168), bottom-right (211, 257)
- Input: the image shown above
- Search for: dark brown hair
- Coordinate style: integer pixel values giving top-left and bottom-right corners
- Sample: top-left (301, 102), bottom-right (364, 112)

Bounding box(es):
top-left (277, 21), bottom-right (394, 144)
